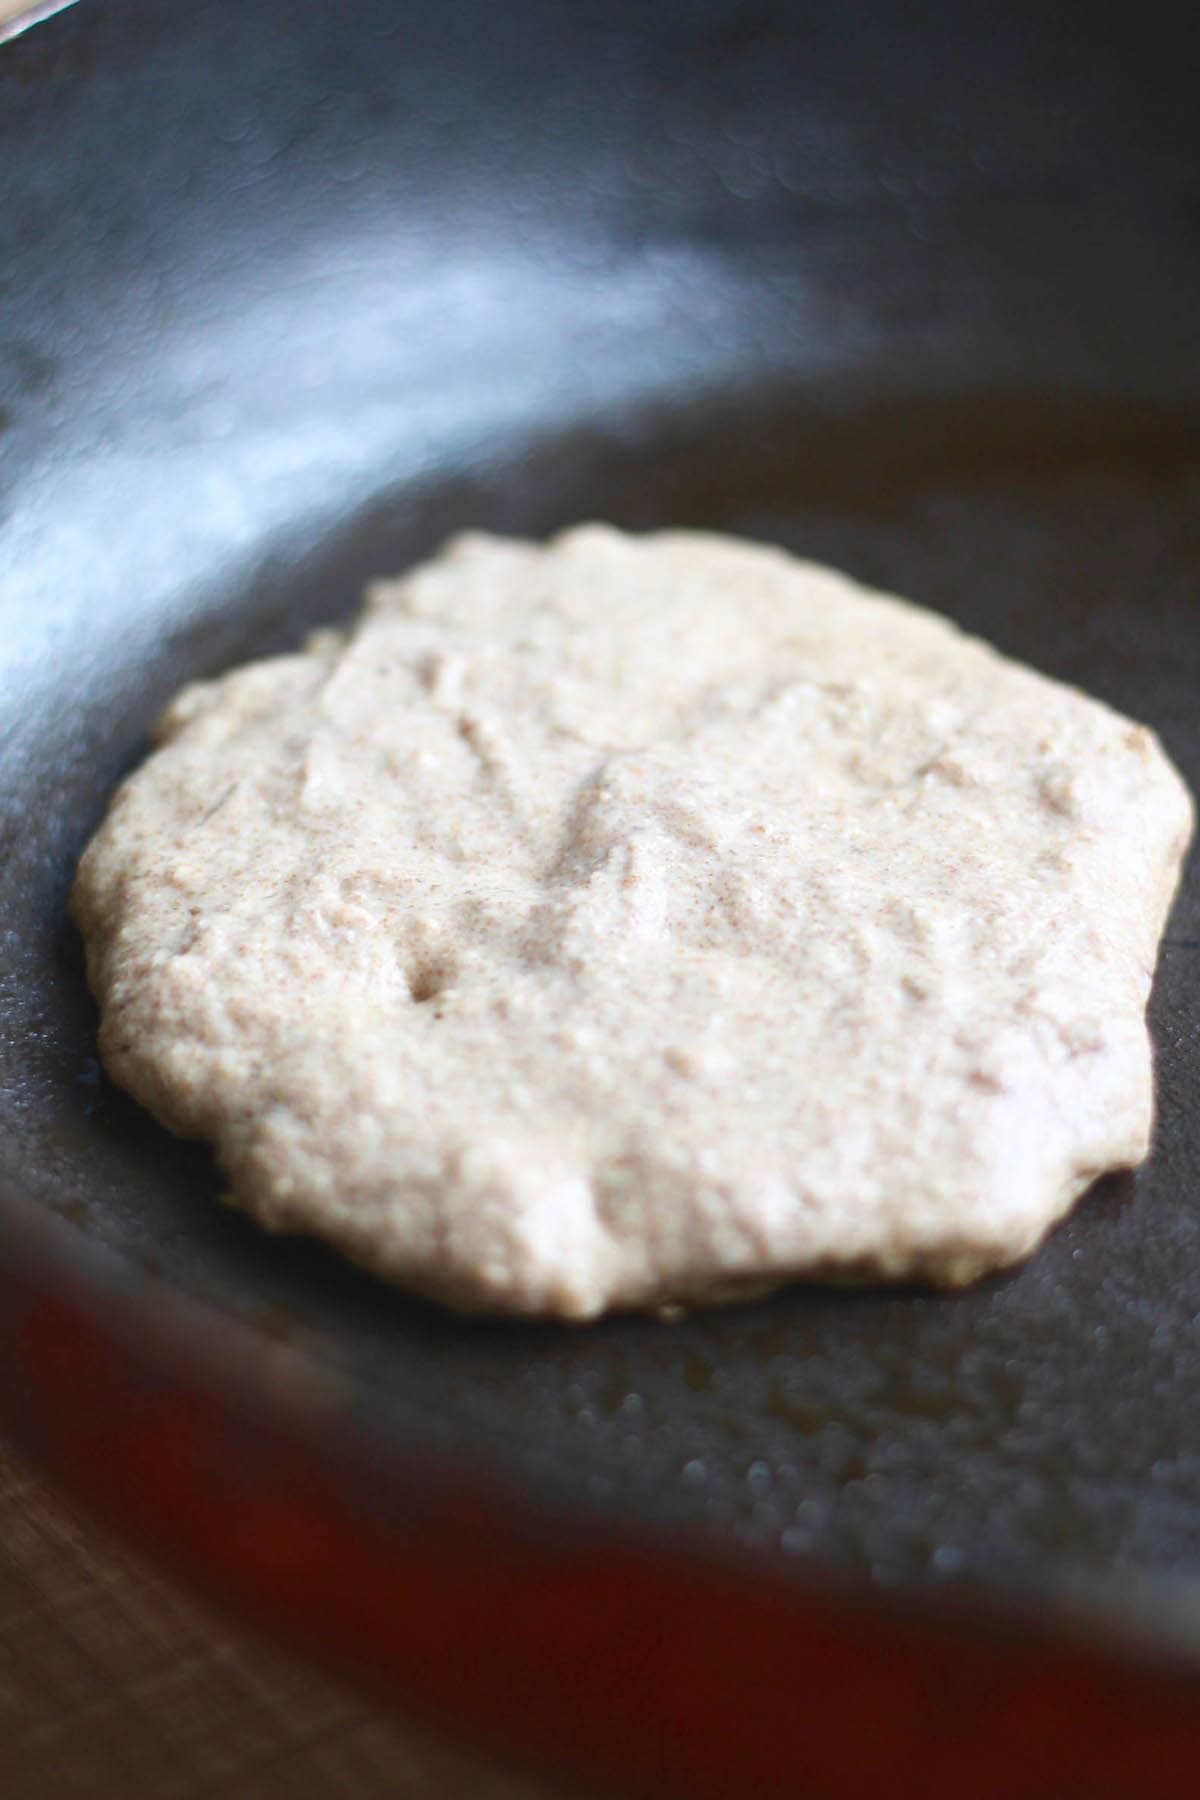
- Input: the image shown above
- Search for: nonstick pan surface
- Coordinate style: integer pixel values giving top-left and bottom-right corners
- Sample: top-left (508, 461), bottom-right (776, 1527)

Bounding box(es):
top-left (4, 1), bottom-right (1200, 1793)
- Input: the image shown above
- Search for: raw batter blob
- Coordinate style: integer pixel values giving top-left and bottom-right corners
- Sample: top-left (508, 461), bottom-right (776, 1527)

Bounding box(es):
top-left (73, 527), bottom-right (1193, 1317)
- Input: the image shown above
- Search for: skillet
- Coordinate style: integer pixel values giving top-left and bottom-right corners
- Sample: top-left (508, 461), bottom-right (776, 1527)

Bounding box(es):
top-left (3, 1), bottom-right (1200, 1793)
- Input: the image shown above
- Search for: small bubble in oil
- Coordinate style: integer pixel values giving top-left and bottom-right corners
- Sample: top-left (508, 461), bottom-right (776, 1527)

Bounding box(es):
top-left (746, 1459), bottom-right (772, 1496)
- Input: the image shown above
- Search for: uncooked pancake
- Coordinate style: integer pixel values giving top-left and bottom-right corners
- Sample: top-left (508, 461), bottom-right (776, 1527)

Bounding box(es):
top-left (72, 527), bottom-right (1193, 1317)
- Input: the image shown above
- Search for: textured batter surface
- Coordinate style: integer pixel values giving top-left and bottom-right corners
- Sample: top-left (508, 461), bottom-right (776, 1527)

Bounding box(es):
top-left (72, 527), bottom-right (1193, 1317)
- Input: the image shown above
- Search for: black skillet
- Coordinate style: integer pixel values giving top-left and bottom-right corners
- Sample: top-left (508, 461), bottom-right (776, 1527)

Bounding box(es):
top-left (4, 1), bottom-right (1200, 1794)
